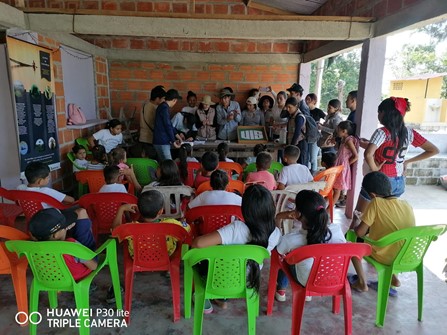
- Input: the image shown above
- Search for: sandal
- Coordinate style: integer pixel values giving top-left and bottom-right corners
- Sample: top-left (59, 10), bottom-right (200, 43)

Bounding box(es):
top-left (368, 281), bottom-right (398, 297)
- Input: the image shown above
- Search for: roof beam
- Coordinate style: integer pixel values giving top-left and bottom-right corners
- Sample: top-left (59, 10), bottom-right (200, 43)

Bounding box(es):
top-left (26, 13), bottom-right (373, 41)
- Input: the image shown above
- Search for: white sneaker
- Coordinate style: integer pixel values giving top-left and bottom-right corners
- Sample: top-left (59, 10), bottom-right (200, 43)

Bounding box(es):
top-left (275, 290), bottom-right (286, 302)
top-left (305, 296), bottom-right (312, 302)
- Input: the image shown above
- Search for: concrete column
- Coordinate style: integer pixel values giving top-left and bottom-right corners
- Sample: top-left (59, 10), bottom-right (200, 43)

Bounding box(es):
top-left (345, 36), bottom-right (387, 218)
top-left (298, 62), bottom-right (311, 95)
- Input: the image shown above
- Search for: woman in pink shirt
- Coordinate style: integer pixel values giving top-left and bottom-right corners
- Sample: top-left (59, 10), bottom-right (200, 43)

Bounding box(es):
top-left (245, 152), bottom-right (277, 190)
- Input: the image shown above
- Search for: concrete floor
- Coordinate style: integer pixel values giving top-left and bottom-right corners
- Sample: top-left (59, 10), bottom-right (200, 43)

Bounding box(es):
top-left (0, 185), bottom-right (446, 335)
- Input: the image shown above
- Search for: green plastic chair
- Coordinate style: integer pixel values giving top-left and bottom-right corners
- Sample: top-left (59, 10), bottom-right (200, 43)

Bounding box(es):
top-left (346, 224), bottom-right (447, 327)
top-left (243, 161), bottom-right (283, 181)
top-left (6, 239), bottom-right (122, 335)
top-left (183, 245), bottom-right (270, 335)
top-left (75, 137), bottom-right (92, 154)
top-left (68, 152), bottom-right (87, 171)
top-left (126, 158), bottom-right (158, 187)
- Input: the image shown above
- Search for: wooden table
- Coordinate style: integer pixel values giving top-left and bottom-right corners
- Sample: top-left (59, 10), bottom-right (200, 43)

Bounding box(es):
top-left (191, 140), bottom-right (283, 160)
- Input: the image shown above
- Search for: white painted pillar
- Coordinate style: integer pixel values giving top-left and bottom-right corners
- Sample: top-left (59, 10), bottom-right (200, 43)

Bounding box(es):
top-left (345, 36), bottom-right (387, 218)
top-left (298, 62), bottom-right (311, 96)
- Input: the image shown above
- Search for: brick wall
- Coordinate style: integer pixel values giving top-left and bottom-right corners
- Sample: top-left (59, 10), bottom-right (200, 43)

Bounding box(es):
top-left (108, 61), bottom-right (299, 119)
top-left (406, 157), bottom-right (447, 185)
top-left (33, 34), bottom-right (110, 192)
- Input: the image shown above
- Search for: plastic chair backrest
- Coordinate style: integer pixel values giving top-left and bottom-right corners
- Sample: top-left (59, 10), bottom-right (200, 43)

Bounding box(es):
top-left (67, 152), bottom-right (86, 171)
top-left (185, 205), bottom-right (243, 236)
top-left (8, 190), bottom-right (69, 224)
top-left (0, 188), bottom-right (23, 227)
top-left (365, 225), bottom-right (447, 272)
top-left (142, 185), bottom-right (193, 219)
top-left (183, 245), bottom-right (269, 297)
top-left (126, 158), bottom-right (158, 186)
top-left (313, 165), bottom-right (343, 197)
top-left (185, 162), bottom-right (201, 187)
top-left (270, 190), bottom-right (296, 215)
top-left (113, 223), bottom-right (192, 269)
top-left (285, 181), bottom-right (326, 193)
top-left (0, 225), bottom-right (29, 273)
top-left (218, 162), bottom-right (243, 179)
top-left (75, 170), bottom-right (105, 194)
top-left (243, 161), bottom-right (283, 181)
top-left (79, 192), bottom-right (138, 240)
top-left (195, 180), bottom-right (245, 196)
top-left (75, 137), bottom-right (91, 153)
top-left (285, 243), bottom-right (371, 293)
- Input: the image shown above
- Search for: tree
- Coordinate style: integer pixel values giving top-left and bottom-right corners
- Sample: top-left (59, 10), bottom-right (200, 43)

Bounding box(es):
top-left (310, 49), bottom-right (361, 114)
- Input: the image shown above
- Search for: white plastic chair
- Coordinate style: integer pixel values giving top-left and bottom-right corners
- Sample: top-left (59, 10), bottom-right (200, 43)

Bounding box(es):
top-left (142, 185), bottom-right (194, 219)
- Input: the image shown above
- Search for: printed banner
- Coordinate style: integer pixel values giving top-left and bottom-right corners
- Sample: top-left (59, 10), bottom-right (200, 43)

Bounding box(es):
top-left (7, 37), bottom-right (60, 172)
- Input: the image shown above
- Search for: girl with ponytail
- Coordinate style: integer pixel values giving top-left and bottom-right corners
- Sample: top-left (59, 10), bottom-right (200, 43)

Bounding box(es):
top-left (274, 190), bottom-right (346, 302)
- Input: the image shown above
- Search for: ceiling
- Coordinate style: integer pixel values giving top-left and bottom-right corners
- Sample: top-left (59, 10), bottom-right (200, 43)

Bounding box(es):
top-left (250, 0), bottom-right (328, 15)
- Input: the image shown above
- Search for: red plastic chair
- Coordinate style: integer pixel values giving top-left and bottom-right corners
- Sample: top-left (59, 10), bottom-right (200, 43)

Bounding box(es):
top-left (112, 223), bottom-right (192, 323)
top-left (185, 205), bottom-right (243, 237)
top-left (0, 188), bottom-right (23, 227)
top-left (7, 190), bottom-right (70, 229)
top-left (267, 243), bottom-right (371, 335)
top-left (79, 193), bottom-right (138, 242)
top-left (195, 180), bottom-right (245, 196)
top-left (313, 165), bottom-right (344, 223)
top-left (0, 225), bottom-right (30, 325)
top-left (218, 162), bottom-right (243, 180)
top-left (185, 162), bottom-right (201, 187)
top-left (76, 170), bottom-right (135, 195)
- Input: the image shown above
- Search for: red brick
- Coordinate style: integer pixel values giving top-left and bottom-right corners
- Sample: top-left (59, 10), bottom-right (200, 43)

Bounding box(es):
top-left (120, 2), bottom-right (136, 11)
top-left (257, 42), bottom-right (272, 53)
top-left (273, 43), bottom-right (289, 53)
top-left (229, 72), bottom-right (244, 81)
top-left (102, 1), bottom-right (118, 10)
top-left (288, 43), bottom-right (300, 53)
top-left (166, 40), bottom-right (179, 51)
top-left (197, 72), bottom-right (210, 80)
top-left (172, 3), bottom-right (188, 13)
top-left (83, 1), bottom-right (99, 9)
top-left (149, 71), bottom-right (164, 80)
top-left (247, 42), bottom-right (256, 53)
top-left (147, 40), bottom-right (163, 50)
top-left (255, 65), bottom-right (268, 72)
top-left (28, 0), bottom-right (44, 7)
top-left (239, 65), bottom-right (253, 72)
top-left (137, 2), bottom-right (153, 12)
top-left (404, 0), bottom-right (420, 7)
top-left (166, 72), bottom-right (179, 80)
top-left (210, 71), bottom-right (226, 81)
top-left (155, 2), bottom-right (171, 12)
top-left (159, 63), bottom-right (172, 70)
top-left (209, 65), bottom-right (223, 71)
top-left (195, 4), bottom-right (205, 13)
top-left (373, 2), bottom-right (387, 18)
top-left (214, 41), bottom-right (230, 52)
top-left (356, 0), bottom-right (370, 10)
top-left (230, 42), bottom-right (246, 53)
top-left (260, 73), bottom-right (276, 83)
top-left (112, 38), bottom-right (130, 49)
top-left (231, 4), bottom-right (246, 15)
top-left (181, 41), bottom-right (191, 51)
top-left (134, 70), bottom-right (149, 79)
top-left (203, 82), bottom-right (218, 91)
top-left (213, 4), bottom-right (228, 14)
top-left (179, 71), bottom-right (194, 80)
top-left (245, 73), bottom-right (259, 82)
top-left (198, 42), bottom-right (212, 52)
top-left (130, 39), bottom-right (145, 49)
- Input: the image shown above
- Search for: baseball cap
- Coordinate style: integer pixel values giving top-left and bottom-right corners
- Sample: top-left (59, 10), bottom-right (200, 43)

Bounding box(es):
top-left (286, 83), bottom-right (304, 94)
top-left (219, 88), bottom-right (235, 98)
top-left (246, 96), bottom-right (258, 105)
top-left (165, 89), bottom-right (182, 101)
top-left (29, 208), bottom-right (78, 240)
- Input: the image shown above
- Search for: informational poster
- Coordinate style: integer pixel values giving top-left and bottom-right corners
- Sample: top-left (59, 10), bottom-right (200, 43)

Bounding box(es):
top-left (237, 126), bottom-right (268, 144)
top-left (7, 37), bottom-right (60, 172)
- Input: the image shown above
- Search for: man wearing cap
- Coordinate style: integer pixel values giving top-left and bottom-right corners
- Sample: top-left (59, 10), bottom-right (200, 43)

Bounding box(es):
top-left (153, 89), bottom-right (182, 161)
top-left (216, 88), bottom-right (241, 141)
top-left (140, 85), bottom-right (166, 159)
top-left (286, 83), bottom-right (310, 116)
top-left (29, 208), bottom-right (98, 281)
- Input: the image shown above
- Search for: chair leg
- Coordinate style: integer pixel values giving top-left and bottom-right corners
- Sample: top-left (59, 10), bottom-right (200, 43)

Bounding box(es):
top-left (328, 194), bottom-right (334, 223)
top-left (107, 246), bottom-right (123, 311)
top-left (170, 261), bottom-right (181, 322)
top-left (246, 291), bottom-right (259, 335)
top-left (375, 268), bottom-right (393, 327)
top-left (343, 285), bottom-right (353, 335)
top-left (291, 288), bottom-right (307, 335)
top-left (124, 263), bottom-right (135, 324)
top-left (184, 263), bottom-right (193, 319)
top-left (332, 295), bottom-right (341, 314)
top-left (10, 262), bottom-right (28, 326)
top-left (74, 286), bottom-right (90, 335)
top-left (48, 290), bottom-right (58, 309)
top-left (267, 255), bottom-right (280, 315)
top-left (193, 285), bottom-right (206, 335)
top-left (29, 282), bottom-right (39, 335)
top-left (416, 265), bottom-right (424, 321)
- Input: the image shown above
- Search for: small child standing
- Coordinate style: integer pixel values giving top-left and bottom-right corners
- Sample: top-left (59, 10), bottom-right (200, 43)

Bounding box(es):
top-left (99, 166), bottom-right (127, 193)
top-left (274, 190), bottom-right (346, 301)
top-left (277, 146), bottom-right (313, 190)
top-left (29, 208), bottom-right (98, 281)
top-left (72, 145), bottom-right (88, 172)
top-left (194, 152), bottom-right (219, 189)
top-left (245, 152), bottom-right (277, 190)
top-left (217, 142), bottom-right (234, 162)
top-left (332, 121), bottom-right (359, 206)
top-left (87, 145), bottom-right (108, 170)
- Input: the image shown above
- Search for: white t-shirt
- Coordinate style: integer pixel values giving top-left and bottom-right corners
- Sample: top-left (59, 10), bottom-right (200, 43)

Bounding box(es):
top-left (19, 186), bottom-right (66, 208)
top-left (277, 224), bottom-right (346, 285)
top-left (277, 164), bottom-right (313, 187)
top-left (225, 158), bottom-right (234, 162)
top-left (186, 157), bottom-right (199, 163)
top-left (73, 159), bottom-right (88, 172)
top-left (99, 183), bottom-right (127, 193)
top-left (218, 220), bottom-right (282, 255)
top-left (92, 129), bottom-right (123, 153)
top-left (188, 190), bottom-right (242, 209)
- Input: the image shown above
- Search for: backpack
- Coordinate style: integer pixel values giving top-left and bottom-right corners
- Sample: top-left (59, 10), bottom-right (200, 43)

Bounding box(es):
top-left (301, 114), bottom-right (320, 144)
top-left (67, 103), bottom-right (87, 125)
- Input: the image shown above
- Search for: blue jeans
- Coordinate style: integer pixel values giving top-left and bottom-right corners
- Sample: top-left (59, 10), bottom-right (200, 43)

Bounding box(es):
top-left (389, 176), bottom-right (405, 197)
top-left (277, 265), bottom-right (303, 289)
top-left (308, 142), bottom-right (319, 174)
top-left (154, 144), bottom-right (172, 162)
top-left (72, 218), bottom-right (96, 251)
